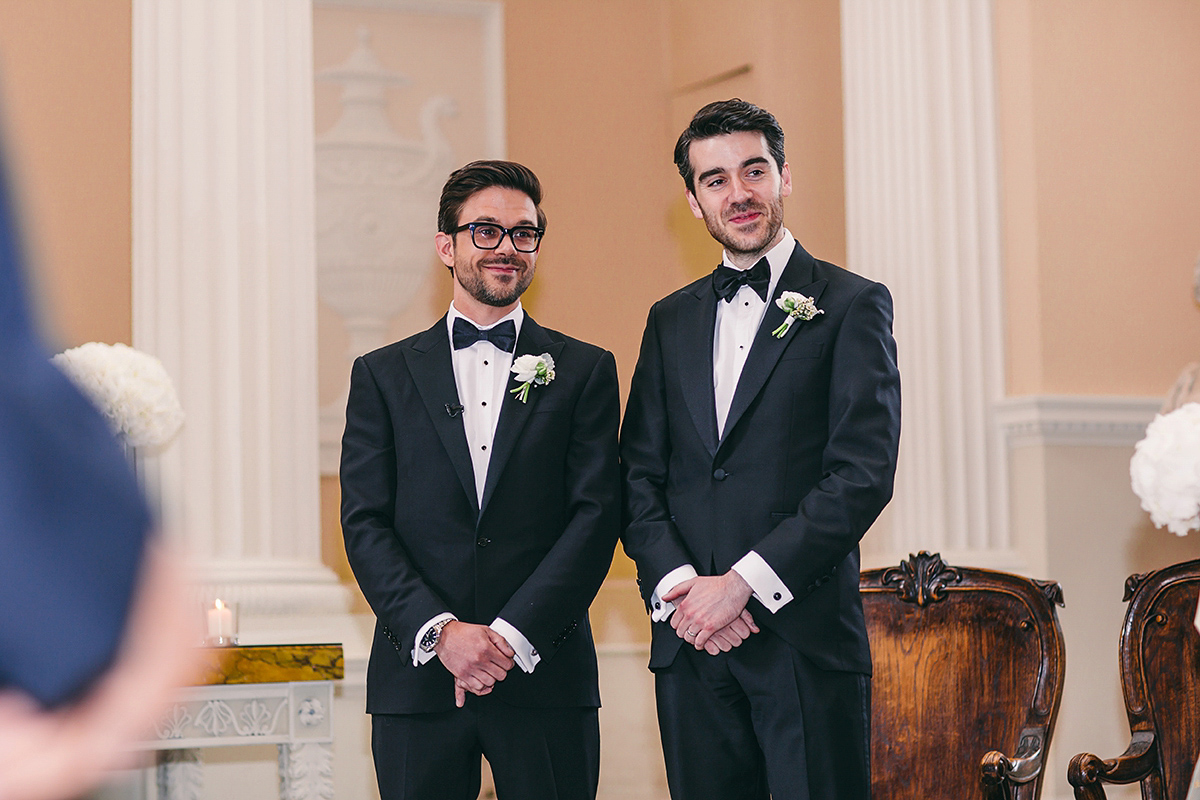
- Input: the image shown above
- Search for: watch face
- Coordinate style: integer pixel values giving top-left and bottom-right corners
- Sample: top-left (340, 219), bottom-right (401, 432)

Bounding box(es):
top-left (421, 621), bottom-right (447, 652)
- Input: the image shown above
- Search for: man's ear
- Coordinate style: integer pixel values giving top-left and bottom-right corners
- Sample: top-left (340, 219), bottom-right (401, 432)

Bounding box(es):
top-left (685, 190), bottom-right (703, 220)
top-left (780, 161), bottom-right (793, 199)
top-left (435, 231), bottom-right (455, 268)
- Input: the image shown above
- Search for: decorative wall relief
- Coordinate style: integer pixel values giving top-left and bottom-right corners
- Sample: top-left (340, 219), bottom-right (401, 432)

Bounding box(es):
top-left (314, 2), bottom-right (504, 474)
top-left (315, 28), bottom-right (454, 470)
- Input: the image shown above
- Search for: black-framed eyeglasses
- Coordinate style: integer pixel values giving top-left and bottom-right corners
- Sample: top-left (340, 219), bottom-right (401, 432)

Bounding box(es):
top-left (452, 222), bottom-right (545, 253)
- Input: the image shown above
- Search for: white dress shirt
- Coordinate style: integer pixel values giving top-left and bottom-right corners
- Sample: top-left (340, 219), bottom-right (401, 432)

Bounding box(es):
top-left (650, 230), bottom-right (797, 622)
top-left (412, 303), bottom-right (541, 673)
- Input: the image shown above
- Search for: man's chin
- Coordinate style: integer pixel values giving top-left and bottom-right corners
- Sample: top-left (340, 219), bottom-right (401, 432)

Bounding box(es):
top-left (725, 236), bottom-right (773, 257)
top-left (479, 282), bottom-right (527, 308)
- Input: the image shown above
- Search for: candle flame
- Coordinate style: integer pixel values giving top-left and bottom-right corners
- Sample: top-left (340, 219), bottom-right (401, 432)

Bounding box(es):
top-left (215, 599), bottom-right (225, 610)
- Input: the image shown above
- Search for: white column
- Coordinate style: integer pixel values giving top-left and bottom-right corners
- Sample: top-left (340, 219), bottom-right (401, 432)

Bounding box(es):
top-left (132, 0), bottom-right (349, 614)
top-left (841, 0), bottom-right (1013, 570)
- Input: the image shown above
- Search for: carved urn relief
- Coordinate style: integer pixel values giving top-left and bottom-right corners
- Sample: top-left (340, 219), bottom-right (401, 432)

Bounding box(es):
top-left (316, 27), bottom-right (456, 468)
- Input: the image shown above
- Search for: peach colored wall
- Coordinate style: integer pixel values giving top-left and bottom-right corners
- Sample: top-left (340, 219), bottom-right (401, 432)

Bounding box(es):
top-left (997, 0), bottom-right (1200, 396)
top-left (503, 0), bottom-right (844, 391)
top-left (502, 0), bottom-right (845, 582)
top-left (0, 0), bottom-right (132, 348)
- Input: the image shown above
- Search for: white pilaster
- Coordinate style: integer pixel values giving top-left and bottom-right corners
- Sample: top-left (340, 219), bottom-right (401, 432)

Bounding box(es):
top-left (841, 0), bottom-right (1011, 570)
top-left (132, 0), bottom-right (349, 614)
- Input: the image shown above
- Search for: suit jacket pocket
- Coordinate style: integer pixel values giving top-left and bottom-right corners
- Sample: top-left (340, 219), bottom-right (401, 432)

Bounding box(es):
top-left (779, 342), bottom-right (825, 361)
top-left (529, 397), bottom-right (573, 415)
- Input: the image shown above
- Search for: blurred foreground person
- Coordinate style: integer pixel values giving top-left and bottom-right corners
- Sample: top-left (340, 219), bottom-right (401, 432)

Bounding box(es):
top-left (0, 126), bottom-right (197, 799)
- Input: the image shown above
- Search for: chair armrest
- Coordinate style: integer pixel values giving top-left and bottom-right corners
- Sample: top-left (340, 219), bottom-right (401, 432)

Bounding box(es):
top-left (981, 727), bottom-right (1047, 800)
top-left (1067, 730), bottom-right (1157, 800)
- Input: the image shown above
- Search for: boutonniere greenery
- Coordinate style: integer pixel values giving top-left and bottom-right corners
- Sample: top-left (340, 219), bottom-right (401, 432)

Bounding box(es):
top-left (772, 292), bottom-right (824, 338)
top-left (510, 353), bottom-right (556, 403)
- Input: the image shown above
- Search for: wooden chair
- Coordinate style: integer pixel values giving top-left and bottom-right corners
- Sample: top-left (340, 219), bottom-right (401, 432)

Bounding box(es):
top-left (862, 552), bottom-right (1066, 800)
top-left (1068, 558), bottom-right (1200, 800)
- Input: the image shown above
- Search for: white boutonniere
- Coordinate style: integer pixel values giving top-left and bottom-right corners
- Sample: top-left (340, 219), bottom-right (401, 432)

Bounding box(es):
top-left (771, 292), bottom-right (824, 339)
top-left (510, 353), bottom-right (556, 403)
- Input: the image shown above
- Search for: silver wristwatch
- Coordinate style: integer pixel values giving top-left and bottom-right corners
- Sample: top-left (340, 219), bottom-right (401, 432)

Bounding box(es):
top-left (419, 618), bottom-right (453, 653)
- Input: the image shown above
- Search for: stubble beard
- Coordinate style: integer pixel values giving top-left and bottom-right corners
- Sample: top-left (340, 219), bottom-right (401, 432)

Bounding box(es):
top-left (703, 192), bottom-right (786, 260)
top-left (454, 253), bottom-right (533, 308)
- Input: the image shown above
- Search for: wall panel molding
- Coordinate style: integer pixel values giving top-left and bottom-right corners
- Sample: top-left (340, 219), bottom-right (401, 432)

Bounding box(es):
top-left (996, 395), bottom-right (1160, 449)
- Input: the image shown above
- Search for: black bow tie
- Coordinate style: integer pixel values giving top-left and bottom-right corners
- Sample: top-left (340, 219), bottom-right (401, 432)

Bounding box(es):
top-left (712, 258), bottom-right (770, 303)
top-left (452, 317), bottom-right (517, 353)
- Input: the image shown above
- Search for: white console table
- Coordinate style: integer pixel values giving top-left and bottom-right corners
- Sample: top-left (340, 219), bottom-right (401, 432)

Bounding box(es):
top-left (139, 644), bottom-right (344, 800)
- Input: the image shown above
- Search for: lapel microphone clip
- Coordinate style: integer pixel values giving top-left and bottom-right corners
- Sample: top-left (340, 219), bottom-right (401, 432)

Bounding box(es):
top-left (445, 403), bottom-right (465, 418)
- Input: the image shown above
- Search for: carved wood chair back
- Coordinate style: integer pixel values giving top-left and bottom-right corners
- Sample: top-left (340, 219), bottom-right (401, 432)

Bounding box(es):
top-left (1068, 558), bottom-right (1200, 800)
top-left (861, 552), bottom-right (1066, 800)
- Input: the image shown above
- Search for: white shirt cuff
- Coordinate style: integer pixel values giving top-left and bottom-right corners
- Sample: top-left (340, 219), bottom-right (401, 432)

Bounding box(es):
top-left (649, 565), bottom-right (698, 622)
top-left (732, 551), bottom-right (793, 613)
top-left (490, 617), bottom-right (540, 673)
top-left (412, 612), bottom-right (456, 666)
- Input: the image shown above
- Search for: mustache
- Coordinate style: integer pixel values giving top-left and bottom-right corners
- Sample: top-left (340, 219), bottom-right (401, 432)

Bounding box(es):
top-left (725, 200), bottom-right (767, 218)
top-left (481, 255), bottom-right (524, 267)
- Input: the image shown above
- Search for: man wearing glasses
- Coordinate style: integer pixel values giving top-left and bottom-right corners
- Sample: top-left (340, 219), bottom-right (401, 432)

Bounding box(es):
top-left (341, 160), bottom-right (620, 800)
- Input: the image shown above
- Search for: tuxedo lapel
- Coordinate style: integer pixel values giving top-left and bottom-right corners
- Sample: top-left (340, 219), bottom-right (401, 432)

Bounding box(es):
top-left (721, 244), bottom-right (828, 447)
top-left (479, 316), bottom-right (563, 516)
top-left (677, 282), bottom-right (720, 456)
top-left (405, 318), bottom-right (479, 513)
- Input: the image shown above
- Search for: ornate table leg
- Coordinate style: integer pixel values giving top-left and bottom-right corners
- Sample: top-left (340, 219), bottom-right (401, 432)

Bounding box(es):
top-left (156, 748), bottom-right (203, 800)
top-left (278, 742), bottom-right (334, 800)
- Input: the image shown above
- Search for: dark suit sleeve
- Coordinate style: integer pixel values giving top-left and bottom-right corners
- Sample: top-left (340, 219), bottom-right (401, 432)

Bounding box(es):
top-left (495, 349), bottom-right (621, 661)
top-left (752, 281), bottom-right (900, 595)
top-left (341, 355), bottom-right (450, 651)
top-left (620, 304), bottom-right (698, 602)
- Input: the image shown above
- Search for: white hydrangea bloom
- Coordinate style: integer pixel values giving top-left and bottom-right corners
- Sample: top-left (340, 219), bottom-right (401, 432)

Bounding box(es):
top-left (1130, 402), bottom-right (1200, 536)
top-left (52, 342), bottom-right (185, 448)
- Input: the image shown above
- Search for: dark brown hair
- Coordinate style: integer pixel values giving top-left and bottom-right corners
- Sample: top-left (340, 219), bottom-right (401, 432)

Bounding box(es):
top-left (673, 99), bottom-right (786, 194)
top-left (437, 160), bottom-right (547, 234)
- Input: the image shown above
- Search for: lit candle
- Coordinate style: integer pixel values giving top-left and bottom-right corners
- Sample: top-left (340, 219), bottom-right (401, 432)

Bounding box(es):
top-left (208, 599), bottom-right (233, 639)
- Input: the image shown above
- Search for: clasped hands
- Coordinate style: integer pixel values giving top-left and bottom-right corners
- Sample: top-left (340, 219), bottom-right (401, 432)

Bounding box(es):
top-left (434, 621), bottom-right (516, 707)
top-left (664, 571), bottom-right (759, 655)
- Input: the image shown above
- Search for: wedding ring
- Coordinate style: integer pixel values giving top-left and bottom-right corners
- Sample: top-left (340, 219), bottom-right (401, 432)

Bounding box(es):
top-left (686, 629), bottom-right (697, 637)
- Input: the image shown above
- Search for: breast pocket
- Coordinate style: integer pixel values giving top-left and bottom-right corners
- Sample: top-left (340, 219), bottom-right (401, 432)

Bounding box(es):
top-left (779, 341), bottom-right (825, 362)
top-left (530, 397), bottom-right (573, 416)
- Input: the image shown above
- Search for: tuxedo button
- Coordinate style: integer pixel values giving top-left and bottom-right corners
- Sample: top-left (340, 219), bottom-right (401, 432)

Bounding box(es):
top-left (476, 536), bottom-right (491, 547)
top-left (773, 592), bottom-right (782, 601)
top-left (653, 602), bottom-right (661, 610)
top-left (713, 468), bottom-right (727, 481)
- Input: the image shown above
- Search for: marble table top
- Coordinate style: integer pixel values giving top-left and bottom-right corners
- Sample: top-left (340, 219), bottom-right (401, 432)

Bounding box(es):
top-left (193, 643), bottom-right (344, 685)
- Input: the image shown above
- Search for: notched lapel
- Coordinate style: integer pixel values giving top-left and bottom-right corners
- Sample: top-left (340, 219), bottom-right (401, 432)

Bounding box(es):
top-left (479, 318), bottom-right (562, 515)
top-left (720, 255), bottom-right (829, 448)
top-left (677, 284), bottom-right (719, 456)
top-left (405, 319), bottom-right (478, 513)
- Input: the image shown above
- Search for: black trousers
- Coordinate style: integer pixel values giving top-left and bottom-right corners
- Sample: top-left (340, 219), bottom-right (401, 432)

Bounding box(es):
top-left (654, 629), bottom-right (871, 800)
top-left (371, 695), bottom-right (599, 800)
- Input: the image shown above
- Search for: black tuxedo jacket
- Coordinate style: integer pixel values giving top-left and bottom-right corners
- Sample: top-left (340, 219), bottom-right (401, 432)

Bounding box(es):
top-left (621, 241), bottom-right (901, 674)
top-left (341, 314), bottom-right (620, 714)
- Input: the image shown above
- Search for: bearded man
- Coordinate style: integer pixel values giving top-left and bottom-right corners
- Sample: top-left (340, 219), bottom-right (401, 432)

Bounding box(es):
top-left (620, 99), bottom-right (902, 800)
top-left (341, 160), bottom-right (620, 800)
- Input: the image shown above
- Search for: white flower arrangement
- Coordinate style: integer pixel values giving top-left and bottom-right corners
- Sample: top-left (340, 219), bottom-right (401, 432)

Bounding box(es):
top-left (772, 291), bottom-right (824, 338)
top-left (510, 353), bottom-right (555, 404)
top-left (52, 342), bottom-right (185, 449)
top-left (1130, 402), bottom-right (1200, 536)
